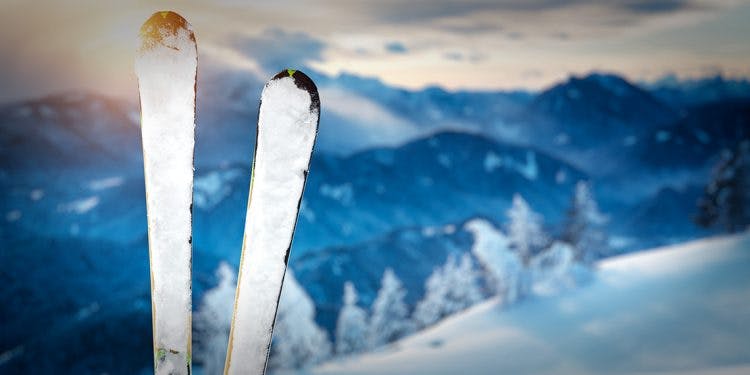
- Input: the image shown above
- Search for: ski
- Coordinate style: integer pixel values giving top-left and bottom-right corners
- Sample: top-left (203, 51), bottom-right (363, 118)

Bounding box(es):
top-left (135, 11), bottom-right (197, 375)
top-left (224, 70), bottom-right (320, 375)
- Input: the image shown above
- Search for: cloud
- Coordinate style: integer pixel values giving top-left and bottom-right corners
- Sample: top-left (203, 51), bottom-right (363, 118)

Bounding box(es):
top-left (444, 52), bottom-right (463, 61)
top-left (443, 51), bottom-right (487, 63)
top-left (232, 28), bottom-right (326, 74)
top-left (364, 0), bottom-right (703, 24)
top-left (619, 0), bottom-right (699, 15)
top-left (0, 0), bottom-right (744, 101)
top-left (385, 41), bottom-right (408, 54)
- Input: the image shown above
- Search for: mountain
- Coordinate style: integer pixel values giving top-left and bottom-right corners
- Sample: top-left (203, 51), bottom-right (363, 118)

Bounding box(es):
top-left (645, 74), bottom-right (750, 109)
top-left (293, 221), bottom-right (476, 332)
top-left (632, 99), bottom-right (750, 172)
top-left (531, 73), bottom-right (677, 142)
top-left (1, 101), bottom-right (588, 252)
top-left (0, 92), bottom-right (140, 175)
top-left (615, 185), bottom-right (709, 248)
top-left (2, 69), bottom-right (741, 373)
top-left (524, 73), bottom-right (679, 173)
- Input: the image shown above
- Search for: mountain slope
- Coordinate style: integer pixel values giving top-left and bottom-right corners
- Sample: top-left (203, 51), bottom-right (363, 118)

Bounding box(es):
top-left (315, 232), bottom-right (750, 375)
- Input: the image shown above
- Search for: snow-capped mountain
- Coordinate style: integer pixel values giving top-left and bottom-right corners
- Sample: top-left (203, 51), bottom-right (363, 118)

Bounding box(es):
top-left (524, 73), bottom-right (680, 174)
top-left (2, 69), bottom-right (748, 374)
top-left (0, 92), bottom-right (140, 174)
top-left (645, 74), bottom-right (750, 109)
top-left (631, 99), bottom-right (750, 173)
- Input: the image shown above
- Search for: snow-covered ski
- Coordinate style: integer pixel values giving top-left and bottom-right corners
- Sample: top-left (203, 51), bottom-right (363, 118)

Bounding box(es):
top-left (224, 70), bottom-right (320, 375)
top-left (135, 11), bottom-right (197, 375)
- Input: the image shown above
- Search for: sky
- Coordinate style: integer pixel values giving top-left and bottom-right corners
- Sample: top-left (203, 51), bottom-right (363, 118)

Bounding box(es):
top-left (1, 0), bottom-right (749, 102)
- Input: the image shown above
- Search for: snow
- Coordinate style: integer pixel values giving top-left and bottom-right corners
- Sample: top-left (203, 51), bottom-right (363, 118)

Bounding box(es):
top-left (225, 72), bottom-right (319, 375)
top-left (88, 176), bottom-right (124, 191)
top-left (319, 86), bottom-right (422, 148)
top-left (135, 11), bottom-right (197, 375)
top-left (624, 135), bottom-right (638, 146)
top-left (5, 210), bottom-right (22, 222)
top-left (555, 133), bottom-right (570, 145)
top-left (482, 151), bottom-right (537, 180)
top-left (0, 346), bottom-right (24, 367)
top-left (193, 169), bottom-right (243, 209)
top-left (320, 183), bottom-right (354, 205)
top-left (656, 130), bottom-right (672, 143)
top-left (58, 196), bottom-right (100, 214)
top-left (465, 219), bottom-right (524, 303)
top-left (29, 188), bottom-right (44, 201)
top-left (695, 129), bottom-right (711, 144)
top-left (483, 151), bottom-right (502, 172)
top-left (368, 269), bottom-right (414, 348)
top-left (555, 169), bottom-right (567, 184)
top-left (336, 282), bottom-right (369, 355)
top-left (437, 153), bottom-right (451, 168)
top-left (75, 302), bottom-right (100, 320)
top-left (270, 271), bottom-right (332, 370)
top-left (314, 232), bottom-right (750, 375)
top-left (517, 151), bottom-right (538, 180)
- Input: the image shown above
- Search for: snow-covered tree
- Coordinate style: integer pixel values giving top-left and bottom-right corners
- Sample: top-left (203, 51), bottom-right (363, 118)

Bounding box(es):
top-left (368, 268), bottom-right (413, 348)
top-left (335, 282), bottom-right (369, 356)
top-left (562, 181), bottom-right (609, 264)
top-left (413, 259), bottom-right (451, 328)
top-left (465, 219), bottom-right (525, 305)
top-left (506, 194), bottom-right (547, 264)
top-left (413, 253), bottom-right (483, 328)
top-left (444, 253), bottom-right (483, 314)
top-left (269, 271), bottom-right (332, 370)
top-left (194, 262), bottom-right (236, 375)
top-left (529, 241), bottom-right (579, 296)
top-left (696, 141), bottom-right (750, 233)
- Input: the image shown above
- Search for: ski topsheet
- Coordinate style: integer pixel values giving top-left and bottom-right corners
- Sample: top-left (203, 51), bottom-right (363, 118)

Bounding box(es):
top-left (135, 11), bottom-right (197, 375)
top-left (224, 70), bottom-right (320, 375)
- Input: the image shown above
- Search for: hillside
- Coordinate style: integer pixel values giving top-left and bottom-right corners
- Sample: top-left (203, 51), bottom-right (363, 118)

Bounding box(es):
top-left (315, 232), bottom-right (750, 375)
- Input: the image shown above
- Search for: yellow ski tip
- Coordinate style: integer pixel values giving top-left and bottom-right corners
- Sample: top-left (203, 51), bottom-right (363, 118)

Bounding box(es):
top-left (138, 11), bottom-right (194, 51)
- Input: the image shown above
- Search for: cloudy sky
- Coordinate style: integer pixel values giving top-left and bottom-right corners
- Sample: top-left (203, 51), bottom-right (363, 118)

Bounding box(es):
top-left (1, 0), bottom-right (749, 102)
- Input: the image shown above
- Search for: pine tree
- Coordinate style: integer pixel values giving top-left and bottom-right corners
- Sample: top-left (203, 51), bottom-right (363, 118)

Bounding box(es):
top-left (696, 141), bottom-right (750, 233)
top-left (562, 181), bottom-right (609, 264)
top-left (335, 282), bottom-right (369, 356)
top-left (444, 253), bottom-right (483, 313)
top-left (269, 271), bottom-right (332, 370)
top-left (506, 194), bottom-right (547, 264)
top-left (413, 253), bottom-right (483, 329)
top-left (368, 268), bottom-right (413, 348)
top-left (465, 219), bottom-right (525, 305)
top-left (413, 259), bottom-right (451, 328)
top-left (529, 241), bottom-right (579, 295)
top-left (194, 262), bottom-right (236, 375)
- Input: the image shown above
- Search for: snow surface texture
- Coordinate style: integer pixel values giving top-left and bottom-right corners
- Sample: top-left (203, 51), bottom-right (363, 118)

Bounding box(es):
top-left (135, 11), bottom-right (196, 375)
top-left (315, 232), bottom-right (750, 375)
top-left (225, 72), bottom-right (319, 375)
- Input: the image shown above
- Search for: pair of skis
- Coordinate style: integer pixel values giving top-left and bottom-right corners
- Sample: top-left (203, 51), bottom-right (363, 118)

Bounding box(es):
top-left (135, 11), bottom-right (319, 375)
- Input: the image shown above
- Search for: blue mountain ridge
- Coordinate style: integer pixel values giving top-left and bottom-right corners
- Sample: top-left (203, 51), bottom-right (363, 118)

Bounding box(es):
top-left (2, 70), bottom-right (748, 373)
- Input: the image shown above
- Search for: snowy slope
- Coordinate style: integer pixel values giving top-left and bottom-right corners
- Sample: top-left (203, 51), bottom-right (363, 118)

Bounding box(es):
top-left (315, 232), bottom-right (750, 375)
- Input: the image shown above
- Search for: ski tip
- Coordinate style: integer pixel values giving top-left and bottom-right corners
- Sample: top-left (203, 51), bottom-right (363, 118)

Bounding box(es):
top-left (271, 69), bottom-right (320, 111)
top-left (139, 11), bottom-right (195, 51)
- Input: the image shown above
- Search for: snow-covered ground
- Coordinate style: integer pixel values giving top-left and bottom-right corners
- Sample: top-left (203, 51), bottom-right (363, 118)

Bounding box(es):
top-left (314, 232), bottom-right (750, 375)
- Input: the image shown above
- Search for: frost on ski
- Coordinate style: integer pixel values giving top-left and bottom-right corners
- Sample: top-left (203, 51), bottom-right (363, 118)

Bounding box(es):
top-left (226, 71), bottom-right (319, 375)
top-left (135, 11), bottom-right (196, 375)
